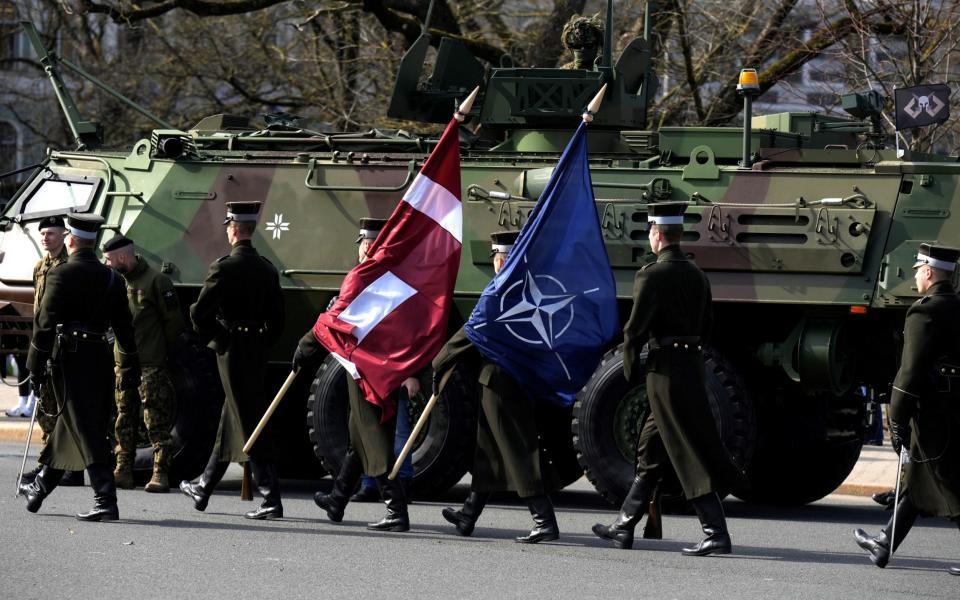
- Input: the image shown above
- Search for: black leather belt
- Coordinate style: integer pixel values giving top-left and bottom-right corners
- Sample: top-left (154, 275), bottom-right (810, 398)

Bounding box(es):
top-left (649, 336), bottom-right (701, 350)
top-left (228, 321), bottom-right (267, 335)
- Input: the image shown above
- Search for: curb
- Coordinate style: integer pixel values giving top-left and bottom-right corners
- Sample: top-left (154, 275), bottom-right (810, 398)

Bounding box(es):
top-left (0, 420), bottom-right (41, 444)
top-left (834, 483), bottom-right (890, 498)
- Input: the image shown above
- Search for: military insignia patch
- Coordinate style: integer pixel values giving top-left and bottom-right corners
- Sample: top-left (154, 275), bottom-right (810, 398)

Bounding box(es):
top-left (163, 288), bottom-right (179, 309)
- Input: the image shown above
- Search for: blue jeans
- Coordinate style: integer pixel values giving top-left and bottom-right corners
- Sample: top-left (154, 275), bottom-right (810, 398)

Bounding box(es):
top-left (361, 393), bottom-right (414, 488)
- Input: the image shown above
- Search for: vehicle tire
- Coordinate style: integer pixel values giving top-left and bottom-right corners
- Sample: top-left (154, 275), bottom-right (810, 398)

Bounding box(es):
top-left (306, 354), bottom-right (477, 498)
top-left (573, 343), bottom-right (756, 506)
top-left (736, 387), bottom-right (865, 505)
top-left (133, 343), bottom-right (224, 484)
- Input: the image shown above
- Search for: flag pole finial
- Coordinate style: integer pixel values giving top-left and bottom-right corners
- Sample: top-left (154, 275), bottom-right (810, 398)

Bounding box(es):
top-left (582, 83), bottom-right (608, 124)
top-left (455, 87), bottom-right (481, 122)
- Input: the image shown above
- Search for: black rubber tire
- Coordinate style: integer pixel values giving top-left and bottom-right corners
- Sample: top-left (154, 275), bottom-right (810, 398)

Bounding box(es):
top-left (132, 343), bottom-right (224, 484)
top-left (572, 343), bottom-right (756, 506)
top-left (306, 354), bottom-right (476, 498)
top-left (736, 387), bottom-right (865, 505)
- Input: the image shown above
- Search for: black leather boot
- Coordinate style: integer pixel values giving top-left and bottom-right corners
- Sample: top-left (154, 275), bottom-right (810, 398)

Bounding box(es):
top-left (19, 466), bottom-right (63, 513)
top-left (367, 475), bottom-right (410, 532)
top-left (949, 567), bottom-right (960, 576)
top-left (245, 461), bottom-right (283, 520)
top-left (77, 463), bottom-right (119, 522)
top-left (682, 493), bottom-right (731, 556)
top-left (18, 464), bottom-right (42, 486)
top-left (314, 448), bottom-right (362, 522)
top-left (179, 453), bottom-right (228, 512)
top-left (853, 496), bottom-right (918, 568)
top-left (60, 470), bottom-right (84, 486)
top-left (442, 491), bottom-right (489, 537)
top-left (516, 495), bottom-right (559, 544)
top-left (592, 476), bottom-right (655, 549)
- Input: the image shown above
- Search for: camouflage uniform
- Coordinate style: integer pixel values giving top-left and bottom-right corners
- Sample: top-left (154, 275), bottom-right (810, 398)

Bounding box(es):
top-left (32, 247), bottom-right (67, 439)
top-left (113, 255), bottom-right (185, 490)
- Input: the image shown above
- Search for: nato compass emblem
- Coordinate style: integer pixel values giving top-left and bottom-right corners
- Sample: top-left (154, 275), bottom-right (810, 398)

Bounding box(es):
top-left (476, 270), bottom-right (599, 380)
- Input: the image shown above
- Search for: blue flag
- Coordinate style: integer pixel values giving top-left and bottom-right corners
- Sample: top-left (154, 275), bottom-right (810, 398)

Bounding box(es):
top-left (464, 122), bottom-right (619, 407)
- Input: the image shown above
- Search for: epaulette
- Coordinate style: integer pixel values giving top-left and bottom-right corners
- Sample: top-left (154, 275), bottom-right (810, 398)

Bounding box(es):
top-left (216, 255), bottom-right (230, 263)
top-left (260, 255), bottom-right (274, 266)
top-left (640, 262), bottom-right (656, 272)
top-left (918, 295), bottom-right (931, 304)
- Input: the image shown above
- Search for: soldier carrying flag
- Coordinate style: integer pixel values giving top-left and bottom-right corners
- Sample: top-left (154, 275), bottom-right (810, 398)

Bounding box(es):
top-left (434, 86), bottom-right (619, 544)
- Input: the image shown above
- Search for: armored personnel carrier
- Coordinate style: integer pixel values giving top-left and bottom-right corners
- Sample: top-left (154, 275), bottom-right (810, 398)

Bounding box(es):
top-left (2, 5), bottom-right (956, 504)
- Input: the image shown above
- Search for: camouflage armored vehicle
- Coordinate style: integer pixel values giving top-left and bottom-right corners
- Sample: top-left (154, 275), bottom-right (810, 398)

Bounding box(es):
top-left (2, 7), bottom-right (957, 504)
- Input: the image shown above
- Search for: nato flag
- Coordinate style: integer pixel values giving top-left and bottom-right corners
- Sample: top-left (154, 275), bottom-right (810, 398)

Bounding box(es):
top-left (464, 122), bottom-right (619, 407)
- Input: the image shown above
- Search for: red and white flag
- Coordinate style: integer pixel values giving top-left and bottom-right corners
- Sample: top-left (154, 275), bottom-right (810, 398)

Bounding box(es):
top-left (310, 117), bottom-right (463, 422)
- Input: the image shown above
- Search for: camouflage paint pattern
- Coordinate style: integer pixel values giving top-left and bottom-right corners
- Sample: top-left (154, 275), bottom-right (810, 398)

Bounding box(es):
top-left (114, 366), bottom-right (174, 454)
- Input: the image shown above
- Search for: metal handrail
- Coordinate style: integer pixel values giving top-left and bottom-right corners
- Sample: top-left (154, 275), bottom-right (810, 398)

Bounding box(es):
top-left (304, 159), bottom-right (417, 192)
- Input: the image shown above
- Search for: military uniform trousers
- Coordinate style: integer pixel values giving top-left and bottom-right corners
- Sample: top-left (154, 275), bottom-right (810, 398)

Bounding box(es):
top-left (115, 365), bottom-right (174, 454)
top-left (638, 348), bottom-right (743, 500)
top-left (472, 361), bottom-right (556, 498)
top-left (346, 377), bottom-right (396, 477)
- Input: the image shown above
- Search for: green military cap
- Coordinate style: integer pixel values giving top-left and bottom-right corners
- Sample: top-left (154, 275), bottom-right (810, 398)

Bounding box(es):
top-left (490, 230), bottom-right (519, 256)
top-left (102, 235), bottom-right (134, 253)
top-left (647, 202), bottom-right (688, 226)
top-left (223, 201), bottom-right (262, 225)
top-left (65, 213), bottom-right (104, 240)
top-left (913, 243), bottom-right (960, 272)
top-left (356, 218), bottom-right (388, 243)
top-left (38, 215), bottom-right (65, 230)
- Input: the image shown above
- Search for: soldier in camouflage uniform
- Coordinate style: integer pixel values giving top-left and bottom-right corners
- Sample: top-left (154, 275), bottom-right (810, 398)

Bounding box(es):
top-left (103, 235), bottom-right (185, 492)
top-left (20, 215), bottom-right (84, 486)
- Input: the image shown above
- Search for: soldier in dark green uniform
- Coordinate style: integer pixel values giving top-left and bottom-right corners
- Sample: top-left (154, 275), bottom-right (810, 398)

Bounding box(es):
top-left (179, 201), bottom-right (285, 520)
top-left (19, 215), bottom-right (84, 486)
top-left (296, 218), bottom-right (412, 533)
top-left (592, 202), bottom-right (743, 556)
top-left (854, 243), bottom-right (960, 575)
top-left (436, 231), bottom-right (561, 544)
top-left (103, 235), bottom-right (186, 493)
top-left (19, 213), bottom-right (140, 521)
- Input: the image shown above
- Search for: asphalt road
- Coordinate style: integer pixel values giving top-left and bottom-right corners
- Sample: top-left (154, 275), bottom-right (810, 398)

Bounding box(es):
top-left (0, 443), bottom-right (956, 600)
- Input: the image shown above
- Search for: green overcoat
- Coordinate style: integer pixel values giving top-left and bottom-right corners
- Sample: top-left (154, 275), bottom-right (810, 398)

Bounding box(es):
top-left (623, 245), bottom-right (743, 500)
top-left (433, 327), bottom-right (557, 497)
top-left (889, 279), bottom-right (960, 518)
top-left (190, 240), bottom-right (284, 463)
top-left (27, 248), bottom-right (139, 470)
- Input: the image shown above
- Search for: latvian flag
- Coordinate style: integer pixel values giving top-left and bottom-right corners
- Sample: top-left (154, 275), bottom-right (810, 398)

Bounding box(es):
top-left (309, 117), bottom-right (463, 422)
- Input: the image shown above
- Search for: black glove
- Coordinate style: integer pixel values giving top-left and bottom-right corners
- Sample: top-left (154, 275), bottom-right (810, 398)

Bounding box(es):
top-left (890, 420), bottom-right (912, 455)
top-left (432, 369), bottom-right (442, 397)
top-left (292, 347), bottom-right (308, 373)
top-left (31, 371), bottom-right (46, 395)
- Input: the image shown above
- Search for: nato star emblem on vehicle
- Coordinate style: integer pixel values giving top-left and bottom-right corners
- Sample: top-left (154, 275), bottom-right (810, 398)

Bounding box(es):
top-left (265, 213), bottom-right (290, 239)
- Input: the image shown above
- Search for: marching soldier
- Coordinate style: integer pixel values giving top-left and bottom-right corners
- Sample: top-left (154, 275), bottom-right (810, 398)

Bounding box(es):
top-left (592, 202), bottom-right (744, 555)
top-left (854, 243), bottom-right (960, 575)
top-left (102, 235), bottom-right (186, 492)
top-left (296, 218), bottom-right (413, 532)
top-left (435, 230), bottom-right (561, 544)
top-left (19, 214), bottom-right (140, 521)
top-left (179, 201), bottom-right (285, 519)
top-left (19, 215), bottom-right (85, 486)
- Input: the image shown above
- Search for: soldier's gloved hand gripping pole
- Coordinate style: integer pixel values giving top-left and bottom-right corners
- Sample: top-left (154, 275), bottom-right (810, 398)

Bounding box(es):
top-left (389, 368), bottom-right (454, 480)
